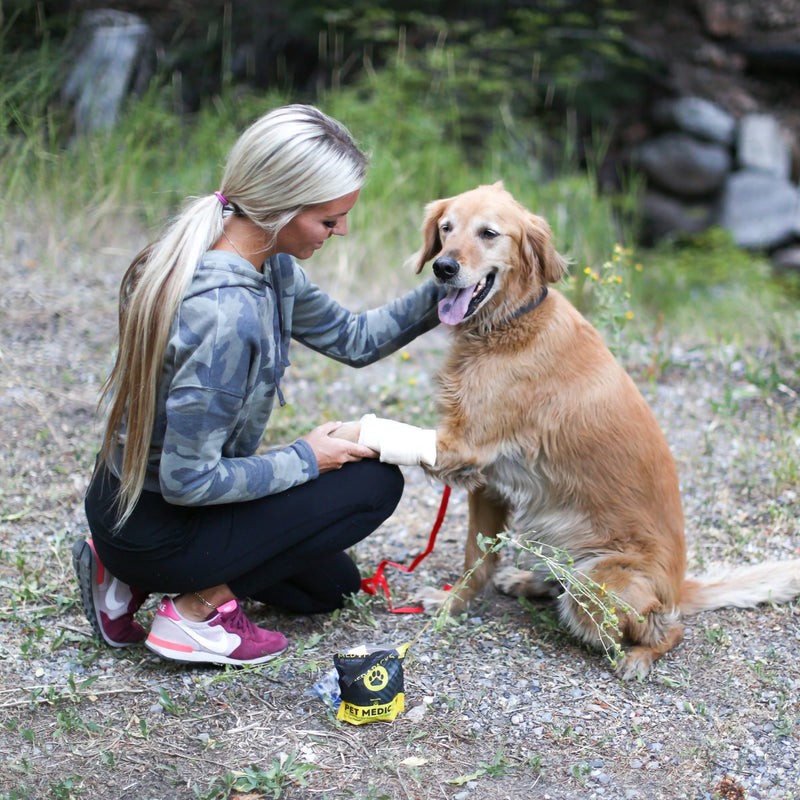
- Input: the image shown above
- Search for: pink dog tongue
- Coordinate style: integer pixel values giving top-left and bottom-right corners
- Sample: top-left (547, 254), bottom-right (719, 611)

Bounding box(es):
top-left (438, 287), bottom-right (474, 326)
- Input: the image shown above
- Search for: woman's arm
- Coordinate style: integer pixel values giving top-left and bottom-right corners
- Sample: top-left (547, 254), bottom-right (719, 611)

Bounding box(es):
top-left (159, 383), bottom-right (319, 505)
top-left (289, 266), bottom-right (444, 367)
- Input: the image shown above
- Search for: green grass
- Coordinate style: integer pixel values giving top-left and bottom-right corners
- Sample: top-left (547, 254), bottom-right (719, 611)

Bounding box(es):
top-left (2, 41), bottom-right (799, 352)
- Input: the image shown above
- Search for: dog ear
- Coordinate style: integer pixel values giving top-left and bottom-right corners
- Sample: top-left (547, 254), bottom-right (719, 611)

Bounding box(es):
top-left (523, 212), bottom-right (569, 284)
top-left (413, 197), bottom-right (450, 274)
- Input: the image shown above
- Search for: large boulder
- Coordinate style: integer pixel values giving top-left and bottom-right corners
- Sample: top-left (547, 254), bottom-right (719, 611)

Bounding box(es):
top-left (639, 190), bottom-right (713, 244)
top-left (61, 9), bottom-right (155, 137)
top-left (652, 96), bottom-right (736, 146)
top-left (736, 114), bottom-right (792, 179)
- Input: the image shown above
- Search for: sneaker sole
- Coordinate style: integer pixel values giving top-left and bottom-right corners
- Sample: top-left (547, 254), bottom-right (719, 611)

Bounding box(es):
top-left (71, 538), bottom-right (134, 649)
top-left (145, 633), bottom-right (287, 666)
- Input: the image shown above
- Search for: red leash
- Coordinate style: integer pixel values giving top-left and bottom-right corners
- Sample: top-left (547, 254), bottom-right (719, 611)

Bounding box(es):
top-left (361, 484), bottom-right (451, 613)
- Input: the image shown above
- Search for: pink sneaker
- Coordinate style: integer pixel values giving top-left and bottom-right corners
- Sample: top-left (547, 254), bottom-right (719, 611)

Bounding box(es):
top-left (72, 538), bottom-right (149, 647)
top-left (145, 596), bottom-right (287, 665)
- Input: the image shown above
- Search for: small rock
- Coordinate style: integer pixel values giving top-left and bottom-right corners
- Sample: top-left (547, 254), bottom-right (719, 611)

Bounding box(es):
top-left (771, 245), bottom-right (800, 276)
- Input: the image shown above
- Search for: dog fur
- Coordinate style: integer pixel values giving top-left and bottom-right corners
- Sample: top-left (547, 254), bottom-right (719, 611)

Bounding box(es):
top-left (412, 182), bottom-right (800, 679)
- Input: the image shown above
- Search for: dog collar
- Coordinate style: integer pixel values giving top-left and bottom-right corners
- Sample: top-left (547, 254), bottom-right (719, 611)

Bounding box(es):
top-left (509, 287), bottom-right (548, 321)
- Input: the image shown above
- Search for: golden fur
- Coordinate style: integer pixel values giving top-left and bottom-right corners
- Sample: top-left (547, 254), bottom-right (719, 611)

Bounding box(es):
top-left (411, 182), bottom-right (800, 679)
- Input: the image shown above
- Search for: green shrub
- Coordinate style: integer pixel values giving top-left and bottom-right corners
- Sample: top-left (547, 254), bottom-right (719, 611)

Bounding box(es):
top-left (632, 228), bottom-right (798, 340)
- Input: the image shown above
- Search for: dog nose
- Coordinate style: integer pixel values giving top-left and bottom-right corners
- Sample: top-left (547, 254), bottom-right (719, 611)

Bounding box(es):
top-left (432, 255), bottom-right (460, 280)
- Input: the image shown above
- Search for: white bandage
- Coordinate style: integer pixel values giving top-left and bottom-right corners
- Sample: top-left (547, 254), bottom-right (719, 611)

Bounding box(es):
top-left (358, 414), bottom-right (437, 467)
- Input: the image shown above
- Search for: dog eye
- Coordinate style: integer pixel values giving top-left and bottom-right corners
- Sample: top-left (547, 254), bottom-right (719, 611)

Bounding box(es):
top-left (440, 222), bottom-right (452, 233)
top-left (481, 228), bottom-right (500, 239)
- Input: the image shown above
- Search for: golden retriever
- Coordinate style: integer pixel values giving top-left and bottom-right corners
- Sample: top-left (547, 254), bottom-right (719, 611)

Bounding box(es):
top-left (407, 181), bottom-right (800, 679)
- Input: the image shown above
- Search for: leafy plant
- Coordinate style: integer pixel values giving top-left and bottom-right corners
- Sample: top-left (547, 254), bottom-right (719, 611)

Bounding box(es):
top-left (156, 687), bottom-right (182, 716)
top-left (498, 534), bottom-right (636, 667)
top-left (566, 241), bottom-right (638, 352)
top-left (48, 776), bottom-right (84, 800)
top-left (427, 528), bottom-right (631, 669)
top-left (634, 227), bottom-right (792, 337)
top-left (197, 752), bottom-right (315, 799)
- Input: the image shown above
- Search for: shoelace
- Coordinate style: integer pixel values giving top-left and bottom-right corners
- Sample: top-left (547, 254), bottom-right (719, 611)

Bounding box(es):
top-left (217, 602), bottom-right (262, 639)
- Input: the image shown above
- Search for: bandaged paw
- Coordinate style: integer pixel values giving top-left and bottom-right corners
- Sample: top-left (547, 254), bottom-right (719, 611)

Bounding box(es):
top-left (358, 414), bottom-right (437, 467)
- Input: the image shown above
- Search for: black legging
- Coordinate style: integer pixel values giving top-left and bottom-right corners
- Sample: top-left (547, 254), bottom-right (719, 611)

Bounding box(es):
top-left (84, 459), bottom-right (403, 614)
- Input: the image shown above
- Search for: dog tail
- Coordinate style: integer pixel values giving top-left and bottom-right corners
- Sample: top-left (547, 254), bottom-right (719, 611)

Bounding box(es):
top-left (680, 559), bottom-right (800, 615)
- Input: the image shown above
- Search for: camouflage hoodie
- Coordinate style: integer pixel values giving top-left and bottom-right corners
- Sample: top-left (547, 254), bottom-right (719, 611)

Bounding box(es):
top-left (110, 250), bottom-right (443, 506)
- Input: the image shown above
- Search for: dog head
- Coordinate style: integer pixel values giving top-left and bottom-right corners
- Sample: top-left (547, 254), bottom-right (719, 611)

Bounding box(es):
top-left (414, 182), bottom-right (567, 327)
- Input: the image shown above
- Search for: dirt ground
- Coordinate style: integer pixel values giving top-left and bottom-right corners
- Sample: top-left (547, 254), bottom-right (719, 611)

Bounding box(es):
top-left (1, 207), bottom-right (799, 800)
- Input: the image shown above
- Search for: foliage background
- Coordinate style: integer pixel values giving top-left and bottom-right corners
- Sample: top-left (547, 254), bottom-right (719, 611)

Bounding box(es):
top-left (3, 0), bottom-right (798, 328)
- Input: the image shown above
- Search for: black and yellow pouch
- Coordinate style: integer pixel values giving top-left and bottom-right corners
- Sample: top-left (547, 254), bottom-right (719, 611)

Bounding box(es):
top-left (334, 643), bottom-right (410, 725)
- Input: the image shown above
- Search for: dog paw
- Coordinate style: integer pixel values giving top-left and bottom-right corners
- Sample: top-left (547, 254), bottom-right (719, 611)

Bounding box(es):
top-left (494, 566), bottom-right (559, 599)
top-left (494, 566), bottom-right (532, 597)
top-left (330, 420), bottom-right (361, 443)
top-left (614, 649), bottom-right (654, 681)
top-left (413, 586), bottom-right (465, 616)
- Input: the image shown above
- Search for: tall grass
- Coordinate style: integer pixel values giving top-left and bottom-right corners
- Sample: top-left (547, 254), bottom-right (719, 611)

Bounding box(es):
top-left (0, 57), bottom-right (629, 307)
top-left (2, 40), bottom-right (798, 351)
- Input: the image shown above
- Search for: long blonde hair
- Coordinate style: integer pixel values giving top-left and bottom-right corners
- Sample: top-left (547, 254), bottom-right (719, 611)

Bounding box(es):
top-left (98, 104), bottom-right (368, 527)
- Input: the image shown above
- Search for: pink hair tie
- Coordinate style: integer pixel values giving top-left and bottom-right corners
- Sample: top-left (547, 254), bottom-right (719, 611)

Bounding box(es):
top-left (214, 191), bottom-right (228, 205)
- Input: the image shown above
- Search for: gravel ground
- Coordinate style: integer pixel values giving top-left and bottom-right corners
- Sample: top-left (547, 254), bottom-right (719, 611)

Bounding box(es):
top-left (1, 227), bottom-right (799, 800)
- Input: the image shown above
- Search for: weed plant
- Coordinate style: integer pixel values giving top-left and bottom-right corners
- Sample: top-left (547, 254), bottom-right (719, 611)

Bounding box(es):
top-left (196, 753), bottom-right (315, 799)
top-left (435, 532), bottom-right (634, 670)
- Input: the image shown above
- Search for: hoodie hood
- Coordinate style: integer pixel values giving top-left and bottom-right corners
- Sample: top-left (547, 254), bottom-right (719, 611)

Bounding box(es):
top-left (185, 250), bottom-right (270, 299)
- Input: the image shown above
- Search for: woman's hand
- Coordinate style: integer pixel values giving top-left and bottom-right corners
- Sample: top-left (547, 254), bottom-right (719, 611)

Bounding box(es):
top-left (302, 421), bottom-right (378, 473)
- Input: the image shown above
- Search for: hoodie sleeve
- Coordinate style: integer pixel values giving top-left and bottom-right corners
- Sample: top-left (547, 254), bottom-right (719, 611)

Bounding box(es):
top-left (160, 386), bottom-right (319, 506)
top-left (289, 266), bottom-right (444, 366)
top-left (158, 285), bottom-right (319, 506)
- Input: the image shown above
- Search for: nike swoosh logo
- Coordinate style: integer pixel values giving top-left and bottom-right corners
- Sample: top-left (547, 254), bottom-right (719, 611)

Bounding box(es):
top-left (104, 578), bottom-right (131, 614)
top-left (185, 623), bottom-right (241, 654)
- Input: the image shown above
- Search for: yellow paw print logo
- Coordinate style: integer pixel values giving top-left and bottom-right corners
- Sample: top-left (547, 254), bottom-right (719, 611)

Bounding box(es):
top-left (364, 665), bottom-right (389, 692)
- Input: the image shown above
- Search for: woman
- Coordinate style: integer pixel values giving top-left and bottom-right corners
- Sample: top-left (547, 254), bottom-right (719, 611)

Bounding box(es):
top-left (74, 104), bottom-right (442, 666)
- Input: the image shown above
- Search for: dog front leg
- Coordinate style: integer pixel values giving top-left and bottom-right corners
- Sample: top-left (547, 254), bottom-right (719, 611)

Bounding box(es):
top-left (449, 487), bottom-right (510, 611)
top-left (423, 429), bottom-right (490, 490)
top-left (417, 486), bottom-right (509, 615)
